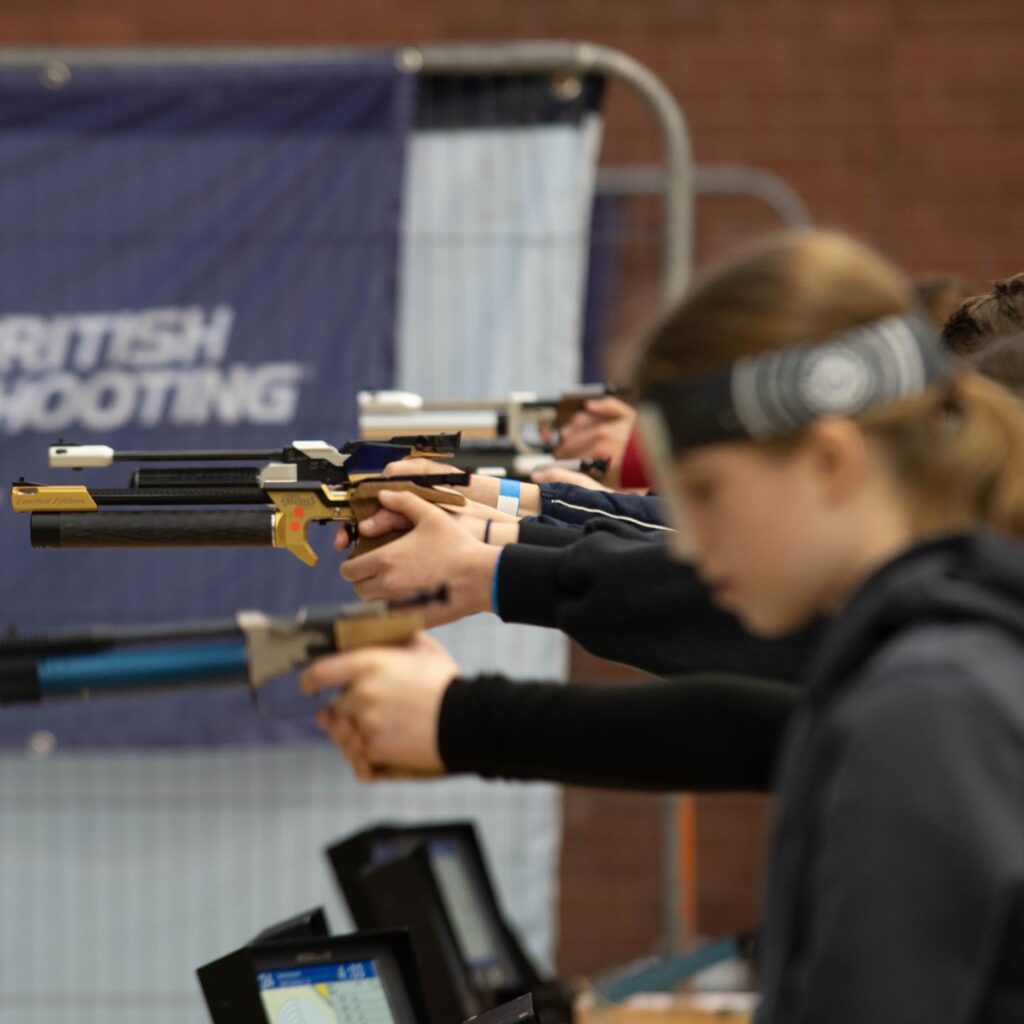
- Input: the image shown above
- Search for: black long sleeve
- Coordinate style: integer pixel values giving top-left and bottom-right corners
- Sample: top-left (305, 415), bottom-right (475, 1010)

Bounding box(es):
top-left (439, 673), bottom-right (800, 792)
top-left (497, 524), bottom-right (822, 679)
top-left (515, 521), bottom-right (585, 548)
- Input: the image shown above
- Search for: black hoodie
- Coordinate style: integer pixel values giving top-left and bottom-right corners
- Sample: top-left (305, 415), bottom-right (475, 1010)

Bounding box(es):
top-left (440, 671), bottom-right (798, 791)
top-left (757, 532), bottom-right (1024, 1024)
top-left (435, 519), bottom-right (820, 792)
top-left (498, 519), bottom-right (821, 679)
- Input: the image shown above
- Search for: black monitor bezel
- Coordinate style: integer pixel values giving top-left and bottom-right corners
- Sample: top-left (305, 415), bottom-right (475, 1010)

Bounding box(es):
top-left (465, 992), bottom-right (538, 1024)
top-left (251, 928), bottom-right (430, 1024)
top-left (359, 841), bottom-right (482, 1024)
top-left (251, 906), bottom-right (331, 945)
top-left (325, 820), bottom-right (541, 999)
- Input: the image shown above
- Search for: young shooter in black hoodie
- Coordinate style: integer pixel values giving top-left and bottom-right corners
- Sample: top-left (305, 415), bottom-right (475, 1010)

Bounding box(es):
top-left (321, 336), bottom-right (1024, 794)
top-left (304, 230), bottom-right (1024, 1022)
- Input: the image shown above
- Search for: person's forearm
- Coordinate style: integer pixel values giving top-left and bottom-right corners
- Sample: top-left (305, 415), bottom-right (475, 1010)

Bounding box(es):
top-left (459, 475), bottom-right (542, 516)
top-left (494, 529), bottom-right (822, 679)
top-left (515, 522), bottom-right (584, 548)
top-left (439, 674), bottom-right (800, 791)
top-left (536, 482), bottom-right (667, 531)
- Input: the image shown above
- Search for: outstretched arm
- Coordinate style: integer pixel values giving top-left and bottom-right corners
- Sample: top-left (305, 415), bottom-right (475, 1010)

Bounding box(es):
top-left (301, 637), bottom-right (800, 792)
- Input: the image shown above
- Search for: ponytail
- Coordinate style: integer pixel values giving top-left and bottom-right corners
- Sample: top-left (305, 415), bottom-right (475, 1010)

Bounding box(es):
top-left (860, 371), bottom-right (1024, 539)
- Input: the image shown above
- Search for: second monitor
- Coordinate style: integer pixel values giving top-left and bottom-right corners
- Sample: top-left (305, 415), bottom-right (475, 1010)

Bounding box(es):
top-left (325, 821), bottom-right (544, 1005)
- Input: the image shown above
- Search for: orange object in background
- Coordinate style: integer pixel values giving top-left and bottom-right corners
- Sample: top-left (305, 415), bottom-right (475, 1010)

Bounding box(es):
top-left (676, 794), bottom-right (774, 942)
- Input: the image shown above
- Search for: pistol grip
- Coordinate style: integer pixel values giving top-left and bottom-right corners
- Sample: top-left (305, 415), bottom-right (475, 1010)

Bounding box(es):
top-left (554, 394), bottom-right (589, 429)
top-left (350, 480), bottom-right (466, 557)
top-left (352, 526), bottom-right (407, 557)
top-left (332, 612), bottom-right (422, 649)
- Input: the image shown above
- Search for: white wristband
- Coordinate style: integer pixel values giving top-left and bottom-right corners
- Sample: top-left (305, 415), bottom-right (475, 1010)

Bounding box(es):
top-left (496, 478), bottom-right (521, 517)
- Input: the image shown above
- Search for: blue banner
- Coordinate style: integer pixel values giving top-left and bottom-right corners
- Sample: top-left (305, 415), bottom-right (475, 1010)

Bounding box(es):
top-left (0, 57), bottom-right (415, 748)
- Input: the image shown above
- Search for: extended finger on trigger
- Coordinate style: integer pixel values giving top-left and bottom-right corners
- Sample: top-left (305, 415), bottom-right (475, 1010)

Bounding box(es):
top-left (329, 684), bottom-right (374, 718)
top-left (330, 715), bottom-right (363, 756)
top-left (341, 550), bottom-right (383, 583)
top-left (299, 650), bottom-right (378, 694)
top-left (377, 489), bottom-right (447, 522)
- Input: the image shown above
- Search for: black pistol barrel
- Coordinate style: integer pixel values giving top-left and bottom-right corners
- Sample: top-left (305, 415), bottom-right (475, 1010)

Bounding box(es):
top-left (30, 510), bottom-right (276, 549)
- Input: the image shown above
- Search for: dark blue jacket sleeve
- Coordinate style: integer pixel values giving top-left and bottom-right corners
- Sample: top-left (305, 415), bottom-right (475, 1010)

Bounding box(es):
top-left (536, 482), bottom-right (668, 533)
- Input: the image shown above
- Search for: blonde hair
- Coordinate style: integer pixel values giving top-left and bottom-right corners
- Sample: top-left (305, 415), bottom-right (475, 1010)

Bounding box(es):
top-left (858, 373), bottom-right (1024, 537)
top-left (635, 229), bottom-right (917, 386)
top-left (635, 229), bottom-right (1024, 539)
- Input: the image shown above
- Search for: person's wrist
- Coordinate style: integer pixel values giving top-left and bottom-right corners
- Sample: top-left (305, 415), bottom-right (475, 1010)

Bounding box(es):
top-left (423, 675), bottom-right (452, 770)
top-left (435, 677), bottom-right (465, 771)
top-left (494, 478), bottom-right (522, 516)
top-left (460, 515), bottom-right (487, 542)
top-left (490, 522), bottom-right (519, 546)
top-left (459, 541), bottom-right (502, 615)
top-left (469, 475), bottom-right (501, 508)
top-left (518, 482), bottom-right (541, 516)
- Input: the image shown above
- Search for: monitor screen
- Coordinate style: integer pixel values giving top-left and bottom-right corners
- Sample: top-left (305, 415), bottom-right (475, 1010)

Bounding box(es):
top-left (257, 958), bottom-right (397, 1024)
top-left (427, 839), bottom-right (508, 988)
top-left (328, 823), bottom-right (537, 1000)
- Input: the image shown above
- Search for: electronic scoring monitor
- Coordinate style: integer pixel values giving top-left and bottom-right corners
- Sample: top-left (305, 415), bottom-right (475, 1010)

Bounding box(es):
top-left (325, 822), bottom-right (545, 1005)
top-left (198, 928), bottom-right (429, 1024)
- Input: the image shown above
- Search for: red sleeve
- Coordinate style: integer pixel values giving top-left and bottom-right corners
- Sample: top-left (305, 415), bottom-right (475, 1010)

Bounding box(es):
top-left (620, 424), bottom-right (651, 489)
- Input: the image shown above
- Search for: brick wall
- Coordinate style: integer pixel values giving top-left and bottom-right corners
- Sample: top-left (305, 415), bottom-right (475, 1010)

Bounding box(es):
top-left (6, 0), bottom-right (1023, 283)
top-left (5, 0), bottom-right (1023, 976)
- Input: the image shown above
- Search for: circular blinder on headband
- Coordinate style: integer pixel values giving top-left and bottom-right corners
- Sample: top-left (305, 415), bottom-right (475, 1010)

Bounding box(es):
top-left (640, 314), bottom-right (953, 453)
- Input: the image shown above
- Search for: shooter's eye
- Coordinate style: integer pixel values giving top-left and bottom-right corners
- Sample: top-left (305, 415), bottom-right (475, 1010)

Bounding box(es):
top-left (682, 477), bottom-right (718, 507)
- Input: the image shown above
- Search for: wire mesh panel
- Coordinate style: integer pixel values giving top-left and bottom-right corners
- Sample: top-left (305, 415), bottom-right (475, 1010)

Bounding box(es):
top-left (398, 72), bottom-right (604, 396)
top-left (0, 748), bottom-right (557, 1024)
top-left (0, 41), bottom-right (713, 1020)
top-left (569, 79), bottom-right (812, 968)
top-left (0, 47), bottom-right (617, 1023)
